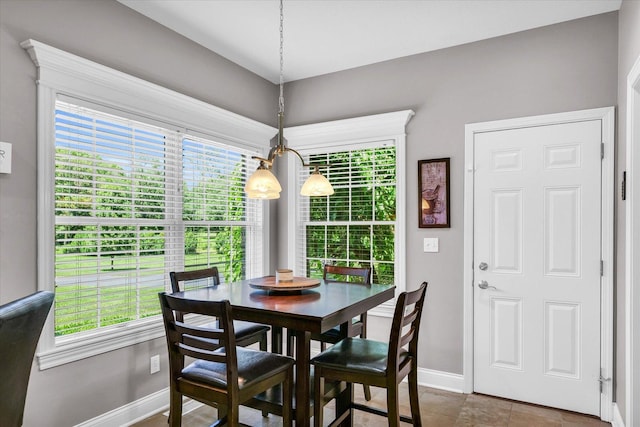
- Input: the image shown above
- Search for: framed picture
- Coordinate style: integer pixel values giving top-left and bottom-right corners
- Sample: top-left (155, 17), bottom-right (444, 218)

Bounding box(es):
top-left (418, 158), bottom-right (450, 228)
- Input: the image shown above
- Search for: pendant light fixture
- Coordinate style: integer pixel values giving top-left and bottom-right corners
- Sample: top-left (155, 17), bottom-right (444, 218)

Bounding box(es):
top-left (244, 0), bottom-right (334, 200)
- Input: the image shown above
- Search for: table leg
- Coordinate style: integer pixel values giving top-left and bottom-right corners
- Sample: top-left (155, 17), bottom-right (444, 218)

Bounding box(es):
top-left (294, 330), bottom-right (311, 427)
top-left (271, 326), bottom-right (283, 354)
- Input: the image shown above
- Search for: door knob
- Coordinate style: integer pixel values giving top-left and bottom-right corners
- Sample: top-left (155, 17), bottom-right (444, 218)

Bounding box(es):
top-left (478, 280), bottom-right (496, 290)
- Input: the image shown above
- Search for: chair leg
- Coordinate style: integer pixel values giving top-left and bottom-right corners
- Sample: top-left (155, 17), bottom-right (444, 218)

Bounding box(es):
top-left (217, 405), bottom-right (227, 423)
top-left (168, 389), bottom-right (182, 427)
top-left (313, 368), bottom-right (324, 427)
top-left (282, 366), bottom-right (293, 427)
top-left (227, 404), bottom-right (240, 426)
top-left (387, 385), bottom-right (401, 427)
top-left (259, 332), bottom-right (268, 351)
top-left (408, 366), bottom-right (422, 427)
top-left (363, 384), bottom-right (372, 401)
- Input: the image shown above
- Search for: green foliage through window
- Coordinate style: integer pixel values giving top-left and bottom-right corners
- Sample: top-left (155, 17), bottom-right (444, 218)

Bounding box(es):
top-left (300, 146), bottom-right (396, 285)
top-left (53, 102), bottom-right (261, 336)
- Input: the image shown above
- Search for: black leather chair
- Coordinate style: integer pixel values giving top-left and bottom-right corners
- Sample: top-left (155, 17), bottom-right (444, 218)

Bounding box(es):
top-left (0, 291), bottom-right (54, 427)
top-left (287, 265), bottom-right (373, 400)
top-left (170, 268), bottom-right (271, 351)
top-left (159, 292), bottom-right (294, 426)
top-left (315, 265), bottom-right (372, 350)
top-left (311, 282), bottom-right (428, 427)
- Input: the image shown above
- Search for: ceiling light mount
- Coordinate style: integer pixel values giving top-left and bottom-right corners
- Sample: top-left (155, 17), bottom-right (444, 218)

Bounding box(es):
top-left (245, 0), bottom-right (334, 200)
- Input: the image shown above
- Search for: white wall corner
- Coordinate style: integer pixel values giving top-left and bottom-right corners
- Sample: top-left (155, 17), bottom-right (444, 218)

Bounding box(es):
top-left (611, 402), bottom-right (626, 427)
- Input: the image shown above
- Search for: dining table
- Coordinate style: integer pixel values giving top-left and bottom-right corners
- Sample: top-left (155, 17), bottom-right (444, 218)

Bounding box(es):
top-left (171, 275), bottom-right (396, 426)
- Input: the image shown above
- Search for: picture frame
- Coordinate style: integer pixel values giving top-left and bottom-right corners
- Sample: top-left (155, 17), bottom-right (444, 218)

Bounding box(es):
top-left (418, 158), bottom-right (450, 228)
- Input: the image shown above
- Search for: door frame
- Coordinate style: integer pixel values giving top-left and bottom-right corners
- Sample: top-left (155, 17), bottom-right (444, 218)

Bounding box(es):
top-left (462, 107), bottom-right (615, 421)
top-left (625, 54), bottom-right (640, 427)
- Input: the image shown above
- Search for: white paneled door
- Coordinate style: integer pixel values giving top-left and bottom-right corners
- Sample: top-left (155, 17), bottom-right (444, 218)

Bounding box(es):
top-left (473, 119), bottom-right (602, 415)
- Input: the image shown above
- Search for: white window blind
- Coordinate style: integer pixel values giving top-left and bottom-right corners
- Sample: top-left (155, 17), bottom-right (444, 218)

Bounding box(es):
top-left (54, 101), bottom-right (262, 337)
top-left (296, 145), bottom-right (397, 285)
top-left (181, 135), bottom-right (263, 283)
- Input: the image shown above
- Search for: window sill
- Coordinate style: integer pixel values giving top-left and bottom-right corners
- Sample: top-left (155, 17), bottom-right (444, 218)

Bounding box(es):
top-left (369, 300), bottom-right (395, 318)
top-left (37, 317), bottom-right (165, 370)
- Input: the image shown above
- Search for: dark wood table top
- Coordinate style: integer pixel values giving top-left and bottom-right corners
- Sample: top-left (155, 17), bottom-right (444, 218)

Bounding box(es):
top-left (171, 276), bottom-right (395, 334)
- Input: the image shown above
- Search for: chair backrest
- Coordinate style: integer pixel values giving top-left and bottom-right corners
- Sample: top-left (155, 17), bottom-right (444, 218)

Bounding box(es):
top-left (388, 282), bottom-right (427, 374)
top-left (159, 292), bottom-right (238, 387)
top-left (169, 268), bottom-right (221, 322)
top-left (323, 265), bottom-right (372, 285)
top-left (0, 291), bottom-right (54, 427)
top-left (169, 267), bottom-right (220, 293)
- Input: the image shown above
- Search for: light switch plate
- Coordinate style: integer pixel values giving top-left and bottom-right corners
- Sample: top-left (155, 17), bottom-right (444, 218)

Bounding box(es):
top-left (150, 354), bottom-right (160, 374)
top-left (0, 142), bottom-right (11, 174)
top-left (423, 237), bottom-right (439, 253)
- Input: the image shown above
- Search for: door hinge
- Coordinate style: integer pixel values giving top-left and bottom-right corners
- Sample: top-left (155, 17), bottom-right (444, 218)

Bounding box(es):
top-left (601, 143), bottom-right (605, 159)
top-left (622, 171), bottom-right (627, 201)
top-left (599, 375), bottom-right (611, 392)
top-left (600, 260), bottom-right (604, 276)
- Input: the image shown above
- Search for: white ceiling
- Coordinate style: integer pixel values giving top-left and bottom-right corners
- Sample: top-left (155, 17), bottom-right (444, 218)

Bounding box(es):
top-left (118, 0), bottom-right (621, 83)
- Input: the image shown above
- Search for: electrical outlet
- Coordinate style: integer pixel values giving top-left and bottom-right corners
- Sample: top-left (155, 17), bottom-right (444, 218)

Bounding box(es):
top-left (150, 355), bottom-right (160, 374)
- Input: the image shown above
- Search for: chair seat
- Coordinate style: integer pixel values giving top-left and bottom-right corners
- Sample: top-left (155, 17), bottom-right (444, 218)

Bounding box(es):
top-left (311, 319), bottom-right (363, 343)
top-left (182, 347), bottom-right (294, 389)
top-left (233, 320), bottom-right (270, 340)
top-left (200, 320), bottom-right (270, 345)
top-left (311, 337), bottom-right (409, 376)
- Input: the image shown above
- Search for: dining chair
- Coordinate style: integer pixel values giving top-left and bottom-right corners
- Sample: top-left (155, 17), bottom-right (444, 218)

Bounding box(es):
top-left (311, 282), bottom-right (428, 427)
top-left (170, 268), bottom-right (270, 351)
top-left (159, 292), bottom-right (294, 427)
top-left (286, 264), bottom-right (373, 400)
top-left (0, 291), bottom-right (54, 427)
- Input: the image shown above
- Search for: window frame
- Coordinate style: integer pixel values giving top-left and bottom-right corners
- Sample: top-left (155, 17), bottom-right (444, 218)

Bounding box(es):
top-left (23, 39), bottom-right (276, 369)
top-left (284, 111), bottom-right (414, 317)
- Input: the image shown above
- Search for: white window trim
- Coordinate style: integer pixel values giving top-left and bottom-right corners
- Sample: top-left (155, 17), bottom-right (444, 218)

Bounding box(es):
top-left (284, 110), bottom-right (414, 318)
top-left (21, 39), bottom-right (275, 369)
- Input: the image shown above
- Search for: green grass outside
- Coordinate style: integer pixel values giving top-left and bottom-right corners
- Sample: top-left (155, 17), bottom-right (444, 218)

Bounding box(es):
top-left (54, 253), bottom-right (225, 335)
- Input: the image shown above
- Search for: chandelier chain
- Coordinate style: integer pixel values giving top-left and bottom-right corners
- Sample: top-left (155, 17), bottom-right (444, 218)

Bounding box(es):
top-left (279, 0), bottom-right (285, 114)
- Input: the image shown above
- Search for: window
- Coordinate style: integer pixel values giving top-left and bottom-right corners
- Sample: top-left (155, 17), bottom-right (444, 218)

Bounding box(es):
top-left (53, 101), bottom-right (263, 337)
top-left (25, 39), bottom-right (275, 368)
top-left (181, 135), bottom-right (263, 281)
top-left (285, 111), bottom-right (414, 317)
top-left (297, 146), bottom-right (397, 284)
top-left (54, 102), bottom-right (177, 336)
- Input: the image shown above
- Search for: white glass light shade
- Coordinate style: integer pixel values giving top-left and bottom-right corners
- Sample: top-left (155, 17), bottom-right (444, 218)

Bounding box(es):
top-left (300, 171), bottom-right (334, 196)
top-left (246, 190), bottom-right (280, 199)
top-left (245, 168), bottom-right (282, 199)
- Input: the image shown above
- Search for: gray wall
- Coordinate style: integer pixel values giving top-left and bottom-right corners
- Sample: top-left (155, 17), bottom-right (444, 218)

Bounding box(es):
top-left (284, 12), bottom-right (619, 375)
top-left (616, 0), bottom-right (640, 423)
top-left (0, 0), bottom-right (277, 425)
top-left (0, 0), bottom-right (632, 424)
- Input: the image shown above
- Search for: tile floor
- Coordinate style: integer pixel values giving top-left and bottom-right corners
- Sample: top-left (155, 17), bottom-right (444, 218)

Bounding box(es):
top-left (132, 383), bottom-right (610, 427)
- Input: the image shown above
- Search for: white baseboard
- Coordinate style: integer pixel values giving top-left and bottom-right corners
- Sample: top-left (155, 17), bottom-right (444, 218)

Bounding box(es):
top-left (75, 388), bottom-right (169, 427)
top-left (611, 402), bottom-right (625, 427)
top-left (416, 367), bottom-right (465, 393)
top-left (75, 368), bottom-right (465, 426)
